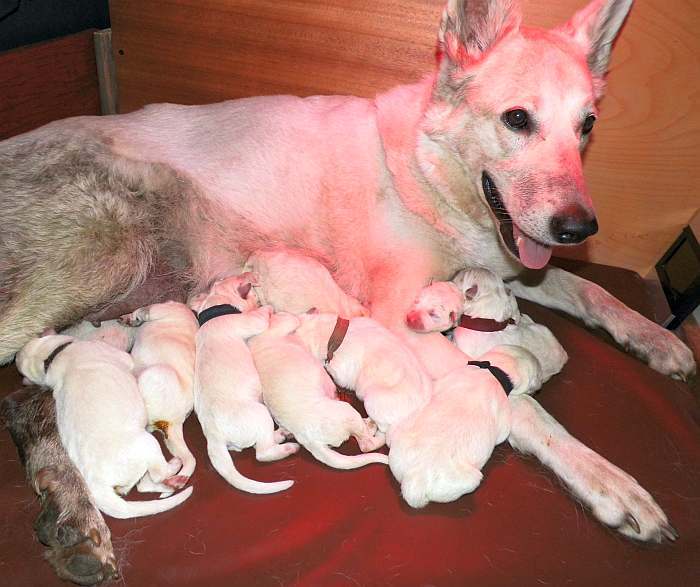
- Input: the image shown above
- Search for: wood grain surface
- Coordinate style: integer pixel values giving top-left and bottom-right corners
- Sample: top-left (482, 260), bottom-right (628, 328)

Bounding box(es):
top-left (0, 30), bottom-right (101, 140)
top-left (109, 0), bottom-right (699, 276)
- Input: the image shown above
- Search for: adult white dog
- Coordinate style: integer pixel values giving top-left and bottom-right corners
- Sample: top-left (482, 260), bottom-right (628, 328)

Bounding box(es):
top-left (0, 0), bottom-right (688, 541)
top-left (16, 335), bottom-right (193, 519)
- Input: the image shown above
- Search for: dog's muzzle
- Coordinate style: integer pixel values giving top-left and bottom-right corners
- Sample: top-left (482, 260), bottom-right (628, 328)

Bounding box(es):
top-left (481, 172), bottom-right (552, 270)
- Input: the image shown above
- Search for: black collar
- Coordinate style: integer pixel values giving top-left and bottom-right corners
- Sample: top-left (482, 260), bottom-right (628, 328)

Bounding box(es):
top-left (197, 304), bottom-right (242, 327)
top-left (467, 360), bottom-right (514, 394)
top-left (43, 341), bottom-right (73, 373)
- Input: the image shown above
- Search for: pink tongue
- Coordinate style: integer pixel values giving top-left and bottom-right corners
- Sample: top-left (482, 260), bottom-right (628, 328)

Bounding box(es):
top-left (513, 225), bottom-right (552, 269)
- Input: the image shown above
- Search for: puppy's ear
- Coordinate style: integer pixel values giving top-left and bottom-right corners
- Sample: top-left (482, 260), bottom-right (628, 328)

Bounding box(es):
top-left (557, 0), bottom-right (633, 79)
top-left (238, 283), bottom-right (252, 300)
top-left (306, 307), bottom-right (319, 315)
top-left (237, 271), bottom-right (259, 286)
top-left (464, 284), bottom-right (479, 300)
top-left (438, 0), bottom-right (521, 67)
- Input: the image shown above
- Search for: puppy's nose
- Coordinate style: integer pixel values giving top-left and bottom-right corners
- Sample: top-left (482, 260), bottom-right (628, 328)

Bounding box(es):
top-left (550, 207), bottom-right (598, 244)
top-left (405, 311), bottom-right (424, 331)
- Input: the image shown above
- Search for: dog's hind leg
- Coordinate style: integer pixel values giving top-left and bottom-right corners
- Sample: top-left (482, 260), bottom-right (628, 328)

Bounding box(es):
top-left (508, 394), bottom-right (678, 543)
top-left (0, 384), bottom-right (119, 584)
top-left (0, 136), bottom-right (188, 365)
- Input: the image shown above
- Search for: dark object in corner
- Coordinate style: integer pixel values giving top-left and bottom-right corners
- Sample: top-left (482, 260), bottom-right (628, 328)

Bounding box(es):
top-left (656, 225), bottom-right (700, 329)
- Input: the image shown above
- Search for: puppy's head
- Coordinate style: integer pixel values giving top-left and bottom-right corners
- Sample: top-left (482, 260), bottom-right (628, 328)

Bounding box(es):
top-left (16, 334), bottom-right (75, 385)
top-left (189, 273), bottom-right (260, 313)
top-left (422, 0), bottom-right (633, 268)
top-left (480, 344), bottom-right (543, 395)
top-left (406, 281), bottom-right (464, 332)
top-left (453, 267), bottom-right (520, 322)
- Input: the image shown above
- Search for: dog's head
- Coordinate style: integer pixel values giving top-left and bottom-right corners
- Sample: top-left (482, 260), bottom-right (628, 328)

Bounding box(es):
top-left (422, 0), bottom-right (632, 269)
top-left (189, 273), bottom-right (260, 313)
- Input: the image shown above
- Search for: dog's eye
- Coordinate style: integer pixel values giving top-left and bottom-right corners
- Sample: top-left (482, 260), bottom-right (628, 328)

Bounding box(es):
top-left (581, 114), bottom-right (596, 135)
top-left (502, 109), bottom-right (529, 131)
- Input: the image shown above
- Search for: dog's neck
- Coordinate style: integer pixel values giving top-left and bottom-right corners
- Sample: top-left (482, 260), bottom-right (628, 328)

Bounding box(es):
top-left (375, 79), bottom-right (521, 281)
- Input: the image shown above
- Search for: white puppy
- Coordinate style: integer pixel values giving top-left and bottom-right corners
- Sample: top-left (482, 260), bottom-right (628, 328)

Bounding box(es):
top-left (243, 248), bottom-right (369, 318)
top-left (294, 313), bottom-right (433, 447)
top-left (389, 345), bottom-right (542, 508)
top-left (249, 312), bottom-right (387, 470)
top-left (61, 318), bottom-right (136, 352)
top-left (407, 267), bottom-right (568, 384)
top-left (119, 301), bottom-right (199, 483)
top-left (189, 275), bottom-right (299, 494)
top-left (16, 334), bottom-right (193, 518)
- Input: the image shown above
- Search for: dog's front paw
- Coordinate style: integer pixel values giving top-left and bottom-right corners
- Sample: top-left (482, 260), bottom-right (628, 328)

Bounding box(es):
top-left (617, 320), bottom-right (695, 380)
top-left (36, 467), bottom-right (119, 584)
top-left (563, 446), bottom-right (677, 542)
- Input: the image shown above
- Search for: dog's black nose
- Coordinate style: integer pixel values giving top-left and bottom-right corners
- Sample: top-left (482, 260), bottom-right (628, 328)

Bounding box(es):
top-left (550, 209), bottom-right (598, 244)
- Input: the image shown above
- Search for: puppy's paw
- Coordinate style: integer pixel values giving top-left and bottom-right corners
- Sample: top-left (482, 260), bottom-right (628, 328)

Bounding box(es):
top-left (36, 468), bottom-right (118, 584)
top-left (563, 445), bottom-right (677, 542)
top-left (117, 312), bottom-right (142, 327)
top-left (163, 475), bottom-right (189, 490)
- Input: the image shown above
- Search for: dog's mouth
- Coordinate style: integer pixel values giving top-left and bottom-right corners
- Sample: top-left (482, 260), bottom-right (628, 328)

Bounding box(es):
top-left (481, 172), bottom-right (552, 270)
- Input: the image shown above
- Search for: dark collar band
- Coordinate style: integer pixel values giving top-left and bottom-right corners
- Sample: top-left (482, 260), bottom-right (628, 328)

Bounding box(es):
top-left (197, 304), bottom-right (241, 326)
top-left (459, 315), bottom-right (515, 332)
top-left (326, 317), bottom-right (350, 363)
top-left (43, 341), bottom-right (73, 373)
top-left (467, 360), bottom-right (514, 394)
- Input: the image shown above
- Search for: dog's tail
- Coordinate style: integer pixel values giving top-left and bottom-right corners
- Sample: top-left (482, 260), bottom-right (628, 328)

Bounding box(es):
top-left (207, 440), bottom-right (293, 494)
top-left (93, 485), bottom-right (193, 519)
top-left (308, 445), bottom-right (388, 470)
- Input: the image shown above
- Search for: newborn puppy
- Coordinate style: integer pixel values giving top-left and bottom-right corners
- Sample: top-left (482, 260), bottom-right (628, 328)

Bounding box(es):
top-left (244, 248), bottom-right (369, 317)
top-left (390, 345), bottom-right (542, 508)
top-left (407, 267), bottom-right (568, 384)
top-left (61, 318), bottom-right (136, 352)
top-left (16, 334), bottom-right (193, 518)
top-left (1, 384), bottom-right (118, 585)
top-left (249, 312), bottom-right (387, 469)
top-left (294, 313), bottom-right (433, 446)
top-left (190, 275), bottom-right (298, 494)
top-left (120, 301), bottom-right (199, 482)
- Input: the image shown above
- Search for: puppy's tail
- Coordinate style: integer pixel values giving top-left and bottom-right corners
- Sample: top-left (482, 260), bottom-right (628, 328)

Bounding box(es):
top-left (207, 440), bottom-right (293, 494)
top-left (309, 445), bottom-right (388, 470)
top-left (93, 486), bottom-right (193, 519)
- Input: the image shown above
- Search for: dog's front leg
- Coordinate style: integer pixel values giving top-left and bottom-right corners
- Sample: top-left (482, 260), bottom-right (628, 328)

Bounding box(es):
top-left (508, 266), bottom-right (695, 379)
top-left (508, 394), bottom-right (677, 542)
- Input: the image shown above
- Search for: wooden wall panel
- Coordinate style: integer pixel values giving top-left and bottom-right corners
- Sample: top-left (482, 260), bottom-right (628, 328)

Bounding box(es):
top-left (0, 30), bottom-right (101, 140)
top-left (109, 0), bottom-right (699, 276)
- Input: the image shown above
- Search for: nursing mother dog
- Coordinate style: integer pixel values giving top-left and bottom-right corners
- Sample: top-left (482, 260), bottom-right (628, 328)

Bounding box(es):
top-left (0, 0), bottom-right (693, 546)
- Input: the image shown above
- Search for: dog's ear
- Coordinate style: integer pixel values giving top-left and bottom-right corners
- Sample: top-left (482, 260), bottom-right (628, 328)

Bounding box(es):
top-left (558, 0), bottom-right (633, 79)
top-left (438, 0), bottom-right (521, 66)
